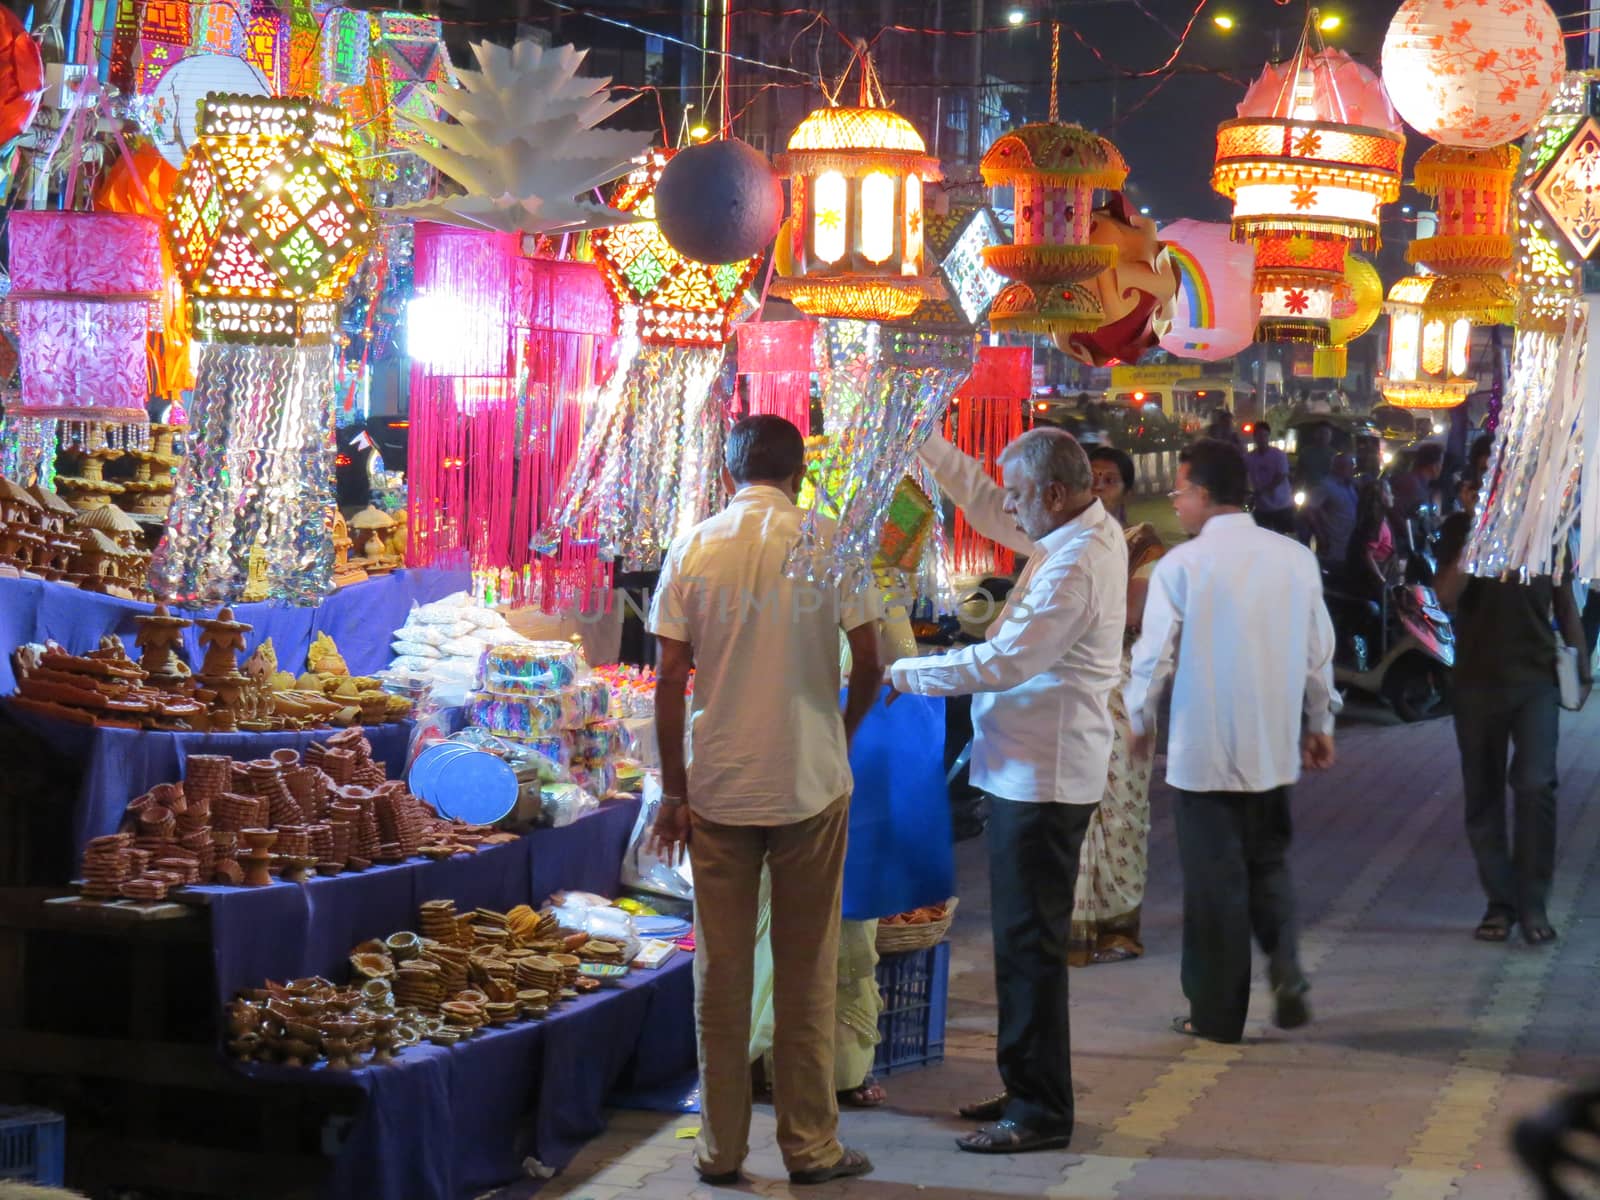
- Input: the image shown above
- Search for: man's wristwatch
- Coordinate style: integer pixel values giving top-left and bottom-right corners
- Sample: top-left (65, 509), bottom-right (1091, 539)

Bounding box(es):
top-left (659, 792), bottom-right (687, 808)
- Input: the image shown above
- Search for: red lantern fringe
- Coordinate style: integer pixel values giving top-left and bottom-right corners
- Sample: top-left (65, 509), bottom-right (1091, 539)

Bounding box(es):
top-left (945, 347), bottom-right (1032, 578)
top-left (737, 320), bottom-right (815, 434)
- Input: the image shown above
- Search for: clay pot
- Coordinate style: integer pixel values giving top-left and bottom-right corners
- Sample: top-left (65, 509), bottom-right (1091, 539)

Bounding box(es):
top-left (385, 931), bottom-right (421, 961)
top-left (240, 828), bottom-right (278, 854)
top-left (240, 851), bottom-right (273, 888)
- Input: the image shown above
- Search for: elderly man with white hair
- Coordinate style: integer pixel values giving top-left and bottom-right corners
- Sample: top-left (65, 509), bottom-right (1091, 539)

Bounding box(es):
top-left (886, 426), bottom-right (1127, 1155)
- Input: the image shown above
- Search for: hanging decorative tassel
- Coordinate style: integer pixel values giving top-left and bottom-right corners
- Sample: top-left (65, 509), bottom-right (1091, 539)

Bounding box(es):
top-left (736, 320), bottom-right (815, 433)
top-left (787, 321), bottom-right (972, 593)
top-left (943, 346), bottom-right (1032, 578)
top-left (1465, 297), bottom-right (1588, 580)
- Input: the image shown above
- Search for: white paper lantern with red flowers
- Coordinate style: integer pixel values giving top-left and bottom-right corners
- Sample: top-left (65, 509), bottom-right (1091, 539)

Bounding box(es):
top-left (1381, 0), bottom-right (1564, 149)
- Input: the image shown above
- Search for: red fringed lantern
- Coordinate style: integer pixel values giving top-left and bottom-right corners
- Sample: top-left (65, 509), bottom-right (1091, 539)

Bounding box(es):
top-left (945, 346), bottom-right (1032, 576)
top-left (737, 321), bottom-right (816, 435)
top-left (406, 222), bottom-right (618, 609)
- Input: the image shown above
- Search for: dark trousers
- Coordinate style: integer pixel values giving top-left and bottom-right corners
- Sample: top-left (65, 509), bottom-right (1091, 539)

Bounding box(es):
top-left (1452, 683), bottom-right (1560, 921)
top-left (1254, 506), bottom-right (1297, 536)
top-left (1173, 788), bottom-right (1304, 1043)
top-left (987, 796), bottom-right (1095, 1132)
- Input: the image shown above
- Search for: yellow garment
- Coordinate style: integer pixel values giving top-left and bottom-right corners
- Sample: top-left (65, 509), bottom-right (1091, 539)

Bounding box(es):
top-left (749, 867), bottom-right (881, 1090)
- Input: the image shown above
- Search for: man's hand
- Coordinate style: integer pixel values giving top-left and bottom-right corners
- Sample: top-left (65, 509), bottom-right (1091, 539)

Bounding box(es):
top-left (1301, 732), bottom-right (1336, 770)
top-left (1127, 728), bottom-right (1155, 761)
top-left (883, 682), bottom-right (902, 708)
top-left (646, 801), bottom-right (691, 867)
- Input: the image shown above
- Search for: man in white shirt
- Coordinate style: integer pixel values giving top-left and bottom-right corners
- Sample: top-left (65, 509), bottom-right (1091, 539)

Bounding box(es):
top-left (647, 416), bottom-right (882, 1188)
top-left (887, 427), bottom-right (1126, 1155)
top-left (1125, 438), bottom-right (1338, 1045)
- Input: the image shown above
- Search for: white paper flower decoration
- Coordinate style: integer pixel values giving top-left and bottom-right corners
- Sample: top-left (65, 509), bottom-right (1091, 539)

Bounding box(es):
top-left (389, 39), bottom-right (655, 235)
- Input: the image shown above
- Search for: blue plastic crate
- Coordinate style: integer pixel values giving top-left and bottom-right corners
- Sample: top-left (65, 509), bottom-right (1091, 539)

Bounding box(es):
top-left (0, 1106), bottom-right (65, 1186)
top-left (873, 941), bottom-right (950, 1075)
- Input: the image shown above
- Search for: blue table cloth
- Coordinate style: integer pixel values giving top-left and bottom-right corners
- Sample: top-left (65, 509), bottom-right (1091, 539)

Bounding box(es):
top-left (0, 568), bottom-right (469, 693)
top-left (843, 692), bottom-right (953, 921)
top-left (4, 706), bottom-right (416, 870)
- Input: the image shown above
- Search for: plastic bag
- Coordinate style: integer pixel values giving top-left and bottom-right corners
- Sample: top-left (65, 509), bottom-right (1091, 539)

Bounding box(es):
top-left (620, 777), bottom-right (695, 901)
top-left (392, 639), bottom-right (441, 659)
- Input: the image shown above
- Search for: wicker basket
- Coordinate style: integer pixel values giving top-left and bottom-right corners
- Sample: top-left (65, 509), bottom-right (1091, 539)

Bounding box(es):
top-left (874, 897), bottom-right (958, 955)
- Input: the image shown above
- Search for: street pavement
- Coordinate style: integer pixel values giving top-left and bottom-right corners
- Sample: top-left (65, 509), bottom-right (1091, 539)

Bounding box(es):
top-left (495, 703), bottom-right (1600, 1200)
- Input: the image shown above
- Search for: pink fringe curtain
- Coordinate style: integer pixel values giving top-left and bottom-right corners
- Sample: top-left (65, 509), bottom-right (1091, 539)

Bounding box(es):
top-left (944, 347), bottom-right (1033, 577)
top-left (736, 320), bottom-right (815, 435)
top-left (407, 224), bottom-right (617, 611)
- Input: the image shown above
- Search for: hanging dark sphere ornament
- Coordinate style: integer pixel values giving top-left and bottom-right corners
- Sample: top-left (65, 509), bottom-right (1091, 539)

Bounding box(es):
top-left (654, 138), bottom-right (785, 266)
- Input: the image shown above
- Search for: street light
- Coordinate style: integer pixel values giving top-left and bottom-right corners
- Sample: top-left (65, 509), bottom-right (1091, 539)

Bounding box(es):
top-left (1318, 13), bottom-right (1342, 31)
top-left (689, 124), bottom-right (710, 139)
top-left (1212, 13), bottom-right (1236, 30)
top-left (1007, 7), bottom-right (1026, 25)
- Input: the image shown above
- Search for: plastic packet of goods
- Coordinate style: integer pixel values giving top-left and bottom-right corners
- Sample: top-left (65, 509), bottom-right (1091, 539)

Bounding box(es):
top-left (620, 778), bottom-right (695, 901)
top-left (462, 606), bottom-right (508, 630)
top-left (475, 626), bottom-right (527, 647)
top-left (385, 656), bottom-right (439, 677)
top-left (392, 639), bottom-right (442, 659)
top-left (404, 624), bottom-right (449, 647)
top-left (538, 782), bottom-right (598, 828)
top-left (465, 690), bottom-right (565, 740)
top-left (440, 634), bottom-right (490, 658)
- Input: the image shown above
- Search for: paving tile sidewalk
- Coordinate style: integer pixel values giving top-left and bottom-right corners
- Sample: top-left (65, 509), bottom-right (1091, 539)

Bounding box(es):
top-left (493, 706), bottom-right (1600, 1200)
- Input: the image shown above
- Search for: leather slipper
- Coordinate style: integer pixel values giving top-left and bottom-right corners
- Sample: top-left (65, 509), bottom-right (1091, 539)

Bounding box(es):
top-left (790, 1146), bottom-right (872, 1186)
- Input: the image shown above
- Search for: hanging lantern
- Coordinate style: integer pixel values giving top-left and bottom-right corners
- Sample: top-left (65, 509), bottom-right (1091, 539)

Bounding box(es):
top-left (151, 96), bottom-right (374, 605)
top-left (592, 148), bottom-right (763, 346)
top-left (980, 123), bottom-right (1129, 333)
top-left (1378, 274), bottom-right (1512, 409)
top-left (1213, 38), bottom-right (1404, 345)
top-left (1409, 144), bottom-right (1521, 276)
top-left (1381, 0), bottom-right (1564, 149)
top-left (1312, 254), bottom-right (1382, 377)
top-left (772, 102), bottom-right (944, 322)
top-left (908, 205), bottom-right (1008, 330)
top-left (1158, 219), bottom-right (1260, 362)
top-left (5, 212), bottom-right (164, 423)
top-left (165, 94), bottom-right (374, 345)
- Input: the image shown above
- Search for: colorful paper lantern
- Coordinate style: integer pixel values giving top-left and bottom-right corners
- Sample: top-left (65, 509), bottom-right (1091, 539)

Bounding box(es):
top-left (907, 205), bottom-right (1008, 330)
top-left (980, 123), bottom-right (1129, 333)
top-left (945, 345), bottom-right (1031, 576)
top-left (1381, 0), bottom-right (1564, 149)
top-left (1214, 44), bottom-right (1404, 345)
top-left (592, 148), bottom-right (763, 346)
top-left (5, 212), bottom-right (163, 422)
top-left (164, 94), bottom-right (374, 345)
top-left (1158, 219), bottom-right (1260, 362)
top-left (1409, 144), bottom-right (1520, 277)
top-left (1530, 115), bottom-right (1600, 264)
top-left (1378, 274), bottom-right (1511, 409)
top-left (1312, 254), bottom-right (1382, 377)
top-left (737, 320), bottom-right (816, 434)
top-left (1056, 196), bottom-right (1179, 366)
top-left (655, 138), bottom-right (784, 265)
top-left (771, 104), bottom-right (944, 321)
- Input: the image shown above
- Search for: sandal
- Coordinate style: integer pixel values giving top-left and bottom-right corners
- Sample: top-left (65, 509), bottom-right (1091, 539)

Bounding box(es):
top-left (956, 1118), bottom-right (1072, 1155)
top-left (838, 1074), bottom-right (887, 1108)
top-left (1170, 1016), bottom-right (1238, 1044)
top-left (789, 1146), bottom-right (872, 1185)
top-left (958, 1091), bottom-right (1009, 1121)
top-left (1474, 911), bottom-right (1515, 942)
top-left (1273, 983), bottom-right (1311, 1030)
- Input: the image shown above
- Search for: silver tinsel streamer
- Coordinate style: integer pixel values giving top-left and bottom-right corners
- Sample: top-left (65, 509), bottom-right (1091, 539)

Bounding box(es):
top-left (1465, 299), bottom-right (1588, 581)
top-left (786, 321), bottom-right (972, 592)
top-left (150, 343), bottom-right (338, 606)
top-left (538, 337), bottom-right (726, 570)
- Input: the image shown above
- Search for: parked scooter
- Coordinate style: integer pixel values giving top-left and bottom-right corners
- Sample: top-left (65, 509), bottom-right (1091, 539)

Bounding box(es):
top-left (1324, 572), bottom-right (1455, 722)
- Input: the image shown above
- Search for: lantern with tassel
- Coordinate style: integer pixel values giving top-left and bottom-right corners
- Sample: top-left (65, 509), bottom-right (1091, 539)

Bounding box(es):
top-left (1410, 144), bottom-right (1520, 276)
top-left (980, 123), bottom-right (1129, 334)
top-left (1311, 254), bottom-right (1382, 377)
top-left (1213, 27), bottom-right (1404, 345)
top-left (1378, 274), bottom-right (1514, 409)
top-left (772, 57), bottom-right (944, 322)
top-left (150, 95), bottom-right (374, 605)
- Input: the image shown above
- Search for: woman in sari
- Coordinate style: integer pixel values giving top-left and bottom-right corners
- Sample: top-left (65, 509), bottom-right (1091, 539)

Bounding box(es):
top-left (1070, 446), bottom-right (1165, 965)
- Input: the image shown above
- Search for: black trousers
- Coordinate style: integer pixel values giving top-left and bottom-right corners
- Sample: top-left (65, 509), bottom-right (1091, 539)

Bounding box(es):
top-left (1173, 787), bottom-right (1305, 1043)
top-left (1452, 683), bottom-right (1560, 921)
top-left (987, 796), bottom-right (1095, 1132)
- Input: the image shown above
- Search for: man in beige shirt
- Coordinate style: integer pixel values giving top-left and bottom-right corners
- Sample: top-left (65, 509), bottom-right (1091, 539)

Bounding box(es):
top-left (647, 415), bottom-right (882, 1187)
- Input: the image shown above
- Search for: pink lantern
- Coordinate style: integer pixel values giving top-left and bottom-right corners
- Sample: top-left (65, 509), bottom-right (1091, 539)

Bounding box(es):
top-left (1157, 220), bottom-right (1260, 362)
top-left (737, 321), bottom-right (816, 435)
top-left (1235, 48), bottom-right (1400, 130)
top-left (8, 211), bottom-right (163, 421)
top-left (1381, 0), bottom-right (1564, 148)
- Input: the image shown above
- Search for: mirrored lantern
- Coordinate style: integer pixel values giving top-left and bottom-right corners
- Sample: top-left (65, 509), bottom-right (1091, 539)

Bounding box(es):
top-left (772, 105), bottom-right (944, 321)
top-left (1378, 274), bottom-right (1512, 409)
top-left (165, 94), bottom-right (374, 345)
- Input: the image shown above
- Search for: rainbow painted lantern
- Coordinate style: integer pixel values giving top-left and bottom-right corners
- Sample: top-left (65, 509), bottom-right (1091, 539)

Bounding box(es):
top-left (165, 94), bottom-right (372, 345)
top-left (980, 123), bottom-right (1129, 334)
top-left (1378, 274), bottom-right (1512, 409)
top-left (6, 211), bottom-right (163, 422)
top-left (772, 105), bottom-right (943, 322)
top-left (1213, 47), bottom-right (1404, 344)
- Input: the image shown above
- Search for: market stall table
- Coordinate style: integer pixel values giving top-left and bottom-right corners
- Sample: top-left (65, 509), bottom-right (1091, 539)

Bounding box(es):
top-left (3, 705), bottom-right (417, 872)
top-left (0, 569), bottom-right (469, 692)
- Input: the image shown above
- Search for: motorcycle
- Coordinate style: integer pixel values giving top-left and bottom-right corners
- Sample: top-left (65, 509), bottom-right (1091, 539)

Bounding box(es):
top-left (1324, 572), bottom-right (1455, 722)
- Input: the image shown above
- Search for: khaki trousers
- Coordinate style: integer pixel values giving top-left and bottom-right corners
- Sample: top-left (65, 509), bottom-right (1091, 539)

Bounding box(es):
top-left (690, 794), bottom-right (850, 1176)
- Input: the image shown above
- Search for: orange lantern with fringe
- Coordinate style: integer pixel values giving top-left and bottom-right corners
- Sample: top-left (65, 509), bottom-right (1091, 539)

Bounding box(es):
top-left (1409, 144), bottom-right (1520, 277)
